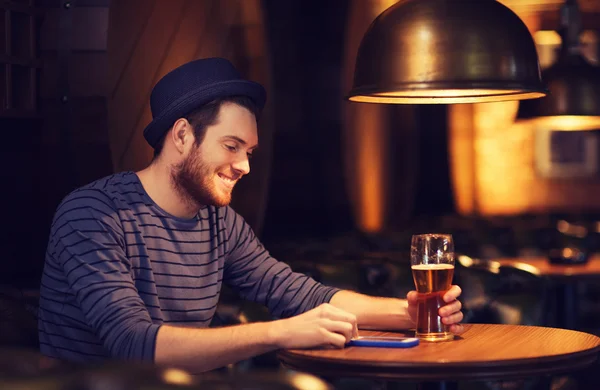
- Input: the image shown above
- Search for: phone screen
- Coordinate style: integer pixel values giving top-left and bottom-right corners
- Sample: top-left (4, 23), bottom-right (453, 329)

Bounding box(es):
top-left (355, 336), bottom-right (413, 341)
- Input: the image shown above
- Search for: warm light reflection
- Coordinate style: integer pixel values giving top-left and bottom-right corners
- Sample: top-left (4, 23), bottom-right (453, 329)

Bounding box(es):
top-left (533, 30), bottom-right (560, 69)
top-left (289, 373), bottom-right (330, 390)
top-left (162, 368), bottom-right (193, 386)
top-left (352, 104), bottom-right (388, 232)
top-left (350, 90), bottom-right (546, 104)
top-left (534, 30), bottom-right (561, 46)
top-left (377, 89), bottom-right (528, 97)
top-left (557, 219), bottom-right (570, 233)
top-left (509, 261), bottom-right (541, 276)
top-left (473, 101), bottom-right (532, 215)
top-left (557, 220), bottom-right (588, 238)
top-left (417, 25), bottom-right (432, 41)
top-left (450, 100), bottom-right (600, 215)
top-left (449, 100), bottom-right (542, 215)
top-left (377, 0), bottom-right (399, 11)
top-left (533, 30), bottom-right (598, 65)
top-left (449, 104), bottom-right (475, 215)
top-left (523, 115), bottom-right (600, 131)
top-left (458, 255), bottom-right (500, 274)
top-left (405, 24), bottom-right (435, 83)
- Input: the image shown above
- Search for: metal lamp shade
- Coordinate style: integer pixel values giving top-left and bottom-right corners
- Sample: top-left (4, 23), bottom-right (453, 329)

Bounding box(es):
top-left (347, 0), bottom-right (548, 104)
top-left (518, 54), bottom-right (600, 130)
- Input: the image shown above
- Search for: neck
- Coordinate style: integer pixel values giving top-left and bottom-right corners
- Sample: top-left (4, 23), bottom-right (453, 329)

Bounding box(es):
top-left (136, 161), bottom-right (200, 219)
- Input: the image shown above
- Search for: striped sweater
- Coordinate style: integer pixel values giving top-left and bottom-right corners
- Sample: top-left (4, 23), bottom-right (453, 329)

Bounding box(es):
top-left (38, 171), bottom-right (339, 362)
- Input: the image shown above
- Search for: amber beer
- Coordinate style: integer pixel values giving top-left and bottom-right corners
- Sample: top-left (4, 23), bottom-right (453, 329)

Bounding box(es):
top-left (411, 263), bottom-right (454, 341)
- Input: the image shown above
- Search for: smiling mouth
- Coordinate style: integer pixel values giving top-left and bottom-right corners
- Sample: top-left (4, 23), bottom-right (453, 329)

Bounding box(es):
top-left (218, 173), bottom-right (238, 189)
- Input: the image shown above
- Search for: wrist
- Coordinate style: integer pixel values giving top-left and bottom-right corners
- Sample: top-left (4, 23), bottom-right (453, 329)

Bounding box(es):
top-left (401, 299), bottom-right (416, 327)
top-left (266, 318), bottom-right (287, 349)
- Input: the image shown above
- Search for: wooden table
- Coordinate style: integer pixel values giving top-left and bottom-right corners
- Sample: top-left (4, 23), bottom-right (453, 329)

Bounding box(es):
top-left (494, 255), bottom-right (600, 329)
top-left (277, 324), bottom-right (600, 390)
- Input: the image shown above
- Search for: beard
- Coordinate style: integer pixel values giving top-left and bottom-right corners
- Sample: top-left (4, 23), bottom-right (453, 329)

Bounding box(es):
top-left (171, 145), bottom-right (233, 208)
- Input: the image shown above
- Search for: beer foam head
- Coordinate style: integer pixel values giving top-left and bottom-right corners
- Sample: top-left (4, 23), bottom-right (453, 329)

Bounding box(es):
top-left (411, 263), bottom-right (454, 270)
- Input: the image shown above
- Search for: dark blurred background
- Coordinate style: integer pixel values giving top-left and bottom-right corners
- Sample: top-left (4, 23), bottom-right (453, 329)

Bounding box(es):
top-left (0, 0), bottom-right (464, 288)
top-left (3, 0), bottom-right (600, 389)
top-left (6, 0), bottom-right (592, 286)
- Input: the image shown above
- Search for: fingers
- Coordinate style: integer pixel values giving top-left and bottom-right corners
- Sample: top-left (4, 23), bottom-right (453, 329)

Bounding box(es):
top-left (439, 299), bottom-right (462, 317)
top-left (317, 304), bottom-right (358, 338)
top-left (449, 324), bottom-right (465, 335)
top-left (320, 327), bottom-right (348, 348)
top-left (443, 285), bottom-right (462, 302)
top-left (352, 322), bottom-right (359, 339)
top-left (442, 311), bottom-right (464, 326)
top-left (438, 288), bottom-right (463, 327)
top-left (321, 318), bottom-right (355, 343)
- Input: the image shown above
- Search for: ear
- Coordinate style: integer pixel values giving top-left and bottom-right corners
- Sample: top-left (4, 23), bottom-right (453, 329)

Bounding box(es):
top-left (169, 118), bottom-right (194, 154)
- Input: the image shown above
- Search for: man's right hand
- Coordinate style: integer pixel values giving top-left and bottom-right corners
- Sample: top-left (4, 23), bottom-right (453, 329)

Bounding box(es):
top-left (269, 303), bottom-right (358, 350)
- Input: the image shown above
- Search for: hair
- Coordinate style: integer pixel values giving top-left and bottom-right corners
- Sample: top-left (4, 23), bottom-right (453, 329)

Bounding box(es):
top-left (152, 95), bottom-right (259, 160)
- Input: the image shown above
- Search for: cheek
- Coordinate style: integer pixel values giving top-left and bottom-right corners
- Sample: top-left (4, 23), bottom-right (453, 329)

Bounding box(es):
top-left (194, 144), bottom-right (234, 173)
top-left (198, 147), bottom-right (226, 166)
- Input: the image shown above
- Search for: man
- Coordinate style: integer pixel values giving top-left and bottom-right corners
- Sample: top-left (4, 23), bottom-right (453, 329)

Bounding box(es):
top-left (39, 58), bottom-right (463, 372)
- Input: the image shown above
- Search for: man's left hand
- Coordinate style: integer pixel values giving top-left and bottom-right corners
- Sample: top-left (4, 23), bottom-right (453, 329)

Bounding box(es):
top-left (406, 285), bottom-right (464, 335)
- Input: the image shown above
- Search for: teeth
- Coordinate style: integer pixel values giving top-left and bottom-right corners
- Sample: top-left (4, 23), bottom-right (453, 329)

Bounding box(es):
top-left (219, 174), bottom-right (235, 183)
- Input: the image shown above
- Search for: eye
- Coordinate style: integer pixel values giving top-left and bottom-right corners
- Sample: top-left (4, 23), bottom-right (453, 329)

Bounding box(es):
top-left (225, 144), bottom-right (237, 152)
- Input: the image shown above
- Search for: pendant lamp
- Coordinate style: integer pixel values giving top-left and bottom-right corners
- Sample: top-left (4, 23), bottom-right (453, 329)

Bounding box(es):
top-left (517, 0), bottom-right (600, 130)
top-left (347, 0), bottom-right (548, 104)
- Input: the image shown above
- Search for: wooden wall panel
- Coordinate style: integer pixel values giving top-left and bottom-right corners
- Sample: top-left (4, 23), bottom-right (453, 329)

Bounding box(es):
top-left (39, 6), bottom-right (108, 51)
top-left (0, 0), bottom-right (113, 285)
top-left (107, 0), bottom-right (188, 170)
top-left (38, 0), bottom-right (111, 178)
top-left (105, 0), bottom-right (153, 93)
top-left (107, 0), bottom-right (274, 233)
top-left (41, 51), bottom-right (106, 96)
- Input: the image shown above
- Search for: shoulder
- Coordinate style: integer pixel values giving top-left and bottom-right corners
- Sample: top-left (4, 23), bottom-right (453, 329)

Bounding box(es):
top-left (216, 205), bottom-right (248, 230)
top-left (53, 172), bottom-right (137, 224)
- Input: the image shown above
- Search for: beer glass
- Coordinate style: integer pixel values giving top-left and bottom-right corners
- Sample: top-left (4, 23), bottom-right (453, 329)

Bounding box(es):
top-left (410, 234), bottom-right (455, 342)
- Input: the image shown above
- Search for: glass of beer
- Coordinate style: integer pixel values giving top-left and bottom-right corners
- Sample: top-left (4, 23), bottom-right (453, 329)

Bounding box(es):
top-left (410, 234), bottom-right (455, 342)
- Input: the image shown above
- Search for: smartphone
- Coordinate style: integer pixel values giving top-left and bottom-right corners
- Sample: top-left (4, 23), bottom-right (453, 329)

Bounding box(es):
top-left (346, 336), bottom-right (419, 348)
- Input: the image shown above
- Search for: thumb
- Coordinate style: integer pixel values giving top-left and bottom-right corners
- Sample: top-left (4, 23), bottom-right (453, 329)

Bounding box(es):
top-left (407, 291), bottom-right (418, 304)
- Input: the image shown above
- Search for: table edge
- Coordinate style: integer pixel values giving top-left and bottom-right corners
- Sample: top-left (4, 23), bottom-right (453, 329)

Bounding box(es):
top-left (277, 345), bottom-right (600, 381)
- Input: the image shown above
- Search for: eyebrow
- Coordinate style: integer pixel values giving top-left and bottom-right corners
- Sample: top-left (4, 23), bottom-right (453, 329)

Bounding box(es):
top-left (221, 135), bottom-right (259, 150)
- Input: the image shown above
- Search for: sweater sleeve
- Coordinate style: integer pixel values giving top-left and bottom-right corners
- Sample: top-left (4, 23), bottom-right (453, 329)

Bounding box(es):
top-left (49, 188), bottom-right (160, 361)
top-left (221, 207), bottom-right (340, 318)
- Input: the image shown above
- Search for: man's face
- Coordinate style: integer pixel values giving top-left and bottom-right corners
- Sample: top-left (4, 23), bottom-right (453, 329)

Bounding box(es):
top-left (172, 102), bottom-right (258, 208)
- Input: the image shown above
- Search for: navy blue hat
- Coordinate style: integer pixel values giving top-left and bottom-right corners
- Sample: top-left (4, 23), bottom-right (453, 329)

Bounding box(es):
top-left (143, 57), bottom-right (267, 149)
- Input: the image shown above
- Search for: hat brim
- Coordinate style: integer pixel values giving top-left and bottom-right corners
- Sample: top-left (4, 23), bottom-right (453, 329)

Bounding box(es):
top-left (143, 79), bottom-right (266, 149)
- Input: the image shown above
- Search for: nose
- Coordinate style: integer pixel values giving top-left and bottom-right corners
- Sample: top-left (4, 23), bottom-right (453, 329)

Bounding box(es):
top-left (232, 155), bottom-right (250, 176)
